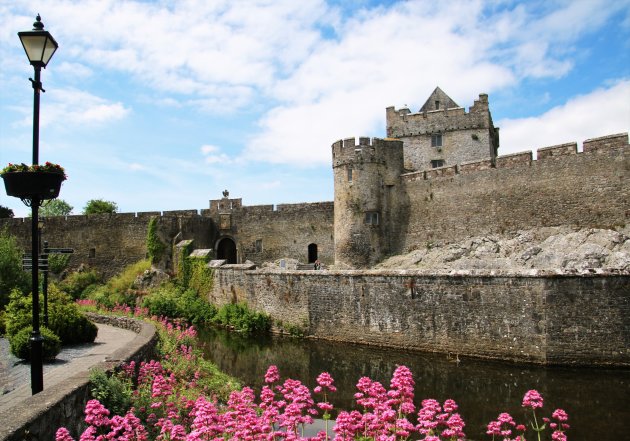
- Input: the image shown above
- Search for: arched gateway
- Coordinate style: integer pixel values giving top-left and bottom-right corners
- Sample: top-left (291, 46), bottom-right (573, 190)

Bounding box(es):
top-left (216, 237), bottom-right (237, 264)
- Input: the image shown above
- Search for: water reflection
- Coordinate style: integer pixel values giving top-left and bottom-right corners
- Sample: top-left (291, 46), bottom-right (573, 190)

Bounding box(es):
top-left (199, 327), bottom-right (630, 441)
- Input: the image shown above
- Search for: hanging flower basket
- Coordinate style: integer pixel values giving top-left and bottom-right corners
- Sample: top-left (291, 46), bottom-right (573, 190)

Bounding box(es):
top-left (2, 162), bottom-right (66, 200)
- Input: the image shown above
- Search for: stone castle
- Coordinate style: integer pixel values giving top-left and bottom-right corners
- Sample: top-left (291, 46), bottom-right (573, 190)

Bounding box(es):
top-left (2, 88), bottom-right (628, 365)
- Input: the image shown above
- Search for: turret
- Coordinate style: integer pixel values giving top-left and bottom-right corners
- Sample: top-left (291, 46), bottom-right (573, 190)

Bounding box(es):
top-left (332, 137), bottom-right (404, 268)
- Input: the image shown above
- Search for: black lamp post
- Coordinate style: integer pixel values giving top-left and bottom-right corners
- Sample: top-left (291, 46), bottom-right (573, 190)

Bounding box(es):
top-left (18, 14), bottom-right (58, 395)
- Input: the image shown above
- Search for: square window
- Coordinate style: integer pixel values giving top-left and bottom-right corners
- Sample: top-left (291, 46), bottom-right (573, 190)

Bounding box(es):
top-left (431, 159), bottom-right (445, 168)
top-left (431, 134), bottom-right (442, 147)
top-left (364, 211), bottom-right (379, 225)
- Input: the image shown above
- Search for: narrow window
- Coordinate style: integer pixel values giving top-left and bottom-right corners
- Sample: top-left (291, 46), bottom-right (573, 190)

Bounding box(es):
top-left (347, 166), bottom-right (353, 182)
top-left (255, 239), bottom-right (263, 253)
top-left (431, 159), bottom-right (445, 168)
top-left (435, 100), bottom-right (440, 109)
top-left (89, 248), bottom-right (96, 258)
top-left (431, 134), bottom-right (442, 147)
top-left (364, 211), bottom-right (379, 225)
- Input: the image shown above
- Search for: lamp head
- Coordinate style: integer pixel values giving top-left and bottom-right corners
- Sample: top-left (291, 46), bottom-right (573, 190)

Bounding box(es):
top-left (18, 14), bottom-right (58, 68)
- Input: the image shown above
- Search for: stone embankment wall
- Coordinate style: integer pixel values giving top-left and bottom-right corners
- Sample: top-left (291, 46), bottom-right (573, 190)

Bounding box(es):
top-left (209, 268), bottom-right (629, 366)
top-left (0, 316), bottom-right (157, 441)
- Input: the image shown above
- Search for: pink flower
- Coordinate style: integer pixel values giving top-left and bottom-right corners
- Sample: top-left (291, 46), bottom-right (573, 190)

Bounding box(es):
top-left (264, 365), bottom-right (280, 384)
top-left (55, 427), bottom-right (75, 441)
top-left (316, 372), bottom-right (337, 393)
top-left (84, 399), bottom-right (110, 427)
top-left (552, 408), bottom-right (569, 422)
top-left (522, 389), bottom-right (544, 409)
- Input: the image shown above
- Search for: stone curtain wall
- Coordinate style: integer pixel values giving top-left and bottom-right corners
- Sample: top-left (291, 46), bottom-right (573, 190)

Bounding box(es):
top-left (399, 133), bottom-right (629, 252)
top-left (210, 268), bottom-right (630, 366)
top-left (0, 212), bottom-right (215, 278)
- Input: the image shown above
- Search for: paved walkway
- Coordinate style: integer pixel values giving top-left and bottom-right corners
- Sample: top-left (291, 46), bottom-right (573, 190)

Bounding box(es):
top-left (0, 323), bottom-right (137, 413)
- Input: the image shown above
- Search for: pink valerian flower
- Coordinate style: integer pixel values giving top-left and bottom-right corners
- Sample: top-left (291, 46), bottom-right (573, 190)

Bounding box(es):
top-left (315, 372), bottom-right (337, 393)
top-left (522, 390), bottom-right (544, 409)
top-left (55, 427), bottom-right (75, 441)
top-left (417, 398), bottom-right (465, 440)
top-left (265, 365), bottom-right (280, 384)
top-left (84, 399), bottom-right (110, 427)
top-left (333, 410), bottom-right (363, 440)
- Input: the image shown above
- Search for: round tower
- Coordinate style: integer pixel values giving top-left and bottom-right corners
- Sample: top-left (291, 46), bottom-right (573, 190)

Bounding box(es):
top-left (332, 137), bottom-right (404, 268)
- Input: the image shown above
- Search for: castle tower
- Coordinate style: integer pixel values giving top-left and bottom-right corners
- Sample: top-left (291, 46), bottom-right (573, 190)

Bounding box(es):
top-left (332, 137), bottom-right (404, 268)
top-left (386, 87), bottom-right (499, 171)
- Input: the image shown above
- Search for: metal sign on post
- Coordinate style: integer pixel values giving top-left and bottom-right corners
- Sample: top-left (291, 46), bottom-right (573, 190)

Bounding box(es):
top-left (47, 248), bottom-right (74, 254)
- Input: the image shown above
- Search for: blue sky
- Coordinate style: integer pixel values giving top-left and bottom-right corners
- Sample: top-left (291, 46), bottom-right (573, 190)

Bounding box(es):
top-left (1, 0), bottom-right (629, 218)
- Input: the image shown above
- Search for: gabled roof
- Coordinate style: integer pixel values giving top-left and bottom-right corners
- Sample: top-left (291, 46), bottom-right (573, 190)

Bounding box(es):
top-left (419, 87), bottom-right (460, 112)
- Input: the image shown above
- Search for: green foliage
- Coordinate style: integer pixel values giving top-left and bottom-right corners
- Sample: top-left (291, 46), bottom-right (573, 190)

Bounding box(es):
top-left (89, 368), bottom-right (132, 416)
top-left (9, 325), bottom-right (61, 361)
top-left (40, 199), bottom-right (73, 217)
top-left (0, 229), bottom-right (28, 308)
top-left (142, 283), bottom-right (216, 325)
top-left (146, 217), bottom-right (166, 264)
top-left (5, 286), bottom-right (97, 345)
top-left (48, 302), bottom-right (98, 345)
top-left (83, 199), bottom-right (118, 214)
top-left (0, 310), bottom-right (6, 336)
top-left (4, 289), bottom-right (33, 336)
top-left (182, 258), bottom-right (214, 294)
top-left (213, 302), bottom-right (271, 334)
top-left (85, 260), bottom-right (151, 308)
top-left (48, 253), bottom-right (71, 275)
top-left (59, 269), bottom-right (101, 299)
top-left (0, 205), bottom-right (14, 218)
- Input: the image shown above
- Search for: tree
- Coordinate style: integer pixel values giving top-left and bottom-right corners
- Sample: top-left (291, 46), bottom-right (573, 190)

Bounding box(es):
top-left (0, 205), bottom-right (14, 218)
top-left (39, 199), bottom-right (73, 217)
top-left (83, 199), bottom-right (118, 214)
top-left (0, 229), bottom-right (28, 307)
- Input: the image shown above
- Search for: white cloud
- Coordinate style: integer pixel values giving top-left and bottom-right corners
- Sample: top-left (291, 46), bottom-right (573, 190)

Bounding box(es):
top-left (201, 144), bottom-right (233, 164)
top-left (497, 79), bottom-right (630, 156)
top-left (37, 88), bottom-right (130, 128)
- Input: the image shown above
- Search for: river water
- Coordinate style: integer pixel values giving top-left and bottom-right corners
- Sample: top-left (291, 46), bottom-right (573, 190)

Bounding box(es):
top-left (198, 327), bottom-right (629, 441)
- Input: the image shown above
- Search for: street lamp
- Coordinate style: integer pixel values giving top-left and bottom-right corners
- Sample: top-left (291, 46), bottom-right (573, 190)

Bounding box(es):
top-left (18, 14), bottom-right (58, 395)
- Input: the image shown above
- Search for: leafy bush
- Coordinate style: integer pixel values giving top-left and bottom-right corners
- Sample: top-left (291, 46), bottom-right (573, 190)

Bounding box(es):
top-left (59, 269), bottom-right (101, 299)
top-left (5, 286), bottom-right (97, 345)
top-left (146, 217), bottom-right (166, 265)
top-left (48, 253), bottom-right (71, 275)
top-left (142, 284), bottom-right (216, 325)
top-left (0, 310), bottom-right (6, 336)
top-left (213, 302), bottom-right (271, 334)
top-left (0, 229), bottom-right (28, 308)
top-left (9, 326), bottom-right (61, 360)
top-left (48, 302), bottom-right (98, 344)
top-left (84, 260), bottom-right (151, 308)
top-left (4, 289), bottom-right (33, 336)
top-left (89, 368), bottom-right (132, 416)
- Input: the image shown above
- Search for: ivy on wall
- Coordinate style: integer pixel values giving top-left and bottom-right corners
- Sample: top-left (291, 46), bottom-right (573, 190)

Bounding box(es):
top-left (146, 217), bottom-right (167, 264)
top-left (181, 257), bottom-right (214, 295)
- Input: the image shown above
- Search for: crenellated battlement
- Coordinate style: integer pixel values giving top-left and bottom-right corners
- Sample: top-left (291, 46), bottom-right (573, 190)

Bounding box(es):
top-left (331, 137), bottom-right (404, 168)
top-left (401, 133), bottom-right (628, 182)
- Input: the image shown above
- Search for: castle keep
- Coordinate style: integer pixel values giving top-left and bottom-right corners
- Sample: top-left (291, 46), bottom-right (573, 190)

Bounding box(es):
top-left (2, 88), bottom-right (628, 365)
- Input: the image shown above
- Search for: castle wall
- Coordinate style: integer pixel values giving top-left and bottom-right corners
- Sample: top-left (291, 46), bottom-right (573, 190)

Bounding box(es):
top-left (398, 133), bottom-right (629, 252)
top-left (209, 268), bottom-right (630, 366)
top-left (204, 201), bottom-right (335, 265)
top-left (0, 212), bottom-right (215, 278)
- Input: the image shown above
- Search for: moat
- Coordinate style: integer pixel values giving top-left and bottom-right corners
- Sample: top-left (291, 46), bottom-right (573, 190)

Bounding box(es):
top-left (199, 327), bottom-right (629, 441)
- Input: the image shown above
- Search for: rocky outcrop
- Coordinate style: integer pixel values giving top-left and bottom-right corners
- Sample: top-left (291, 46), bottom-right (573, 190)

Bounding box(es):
top-left (376, 227), bottom-right (630, 272)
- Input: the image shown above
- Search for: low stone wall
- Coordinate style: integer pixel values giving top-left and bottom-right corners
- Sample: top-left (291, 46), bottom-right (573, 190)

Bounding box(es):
top-left (0, 315), bottom-right (157, 441)
top-left (209, 268), bottom-right (630, 366)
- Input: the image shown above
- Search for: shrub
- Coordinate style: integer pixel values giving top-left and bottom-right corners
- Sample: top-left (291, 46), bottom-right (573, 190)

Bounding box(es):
top-left (9, 326), bottom-right (61, 360)
top-left (4, 289), bottom-right (33, 336)
top-left (89, 368), bottom-right (132, 416)
top-left (48, 302), bottom-right (98, 345)
top-left (142, 284), bottom-right (216, 325)
top-left (5, 286), bottom-right (97, 345)
top-left (213, 302), bottom-right (271, 334)
top-left (0, 310), bottom-right (6, 336)
top-left (59, 269), bottom-right (101, 299)
top-left (0, 229), bottom-right (28, 307)
top-left (48, 253), bottom-right (71, 275)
